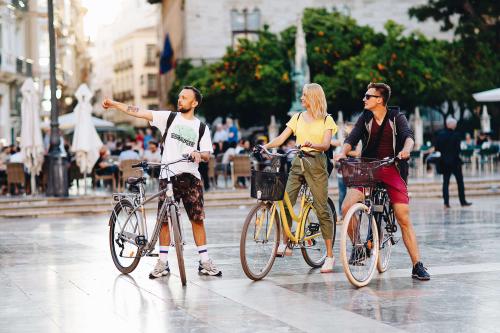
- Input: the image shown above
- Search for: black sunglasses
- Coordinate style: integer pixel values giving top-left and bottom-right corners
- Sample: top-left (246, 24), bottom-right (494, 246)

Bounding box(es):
top-left (364, 94), bottom-right (381, 100)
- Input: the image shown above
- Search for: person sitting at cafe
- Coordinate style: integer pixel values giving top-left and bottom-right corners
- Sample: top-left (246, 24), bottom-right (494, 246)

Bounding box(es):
top-left (143, 141), bottom-right (161, 178)
top-left (94, 147), bottom-right (119, 187)
top-left (118, 143), bottom-right (140, 162)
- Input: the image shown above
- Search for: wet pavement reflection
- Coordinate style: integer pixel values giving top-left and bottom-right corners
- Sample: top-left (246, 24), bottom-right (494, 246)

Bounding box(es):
top-left (1, 196), bottom-right (500, 332)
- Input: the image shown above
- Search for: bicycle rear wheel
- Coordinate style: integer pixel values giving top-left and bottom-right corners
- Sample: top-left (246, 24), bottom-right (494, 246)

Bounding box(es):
top-left (166, 204), bottom-right (186, 286)
top-left (301, 198), bottom-right (337, 268)
top-left (328, 197), bottom-right (337, 247)
top-left (301, 205), bottom-right (327, 268)
top-left (377, 205), bottom-right (395, 273)
top-left (340, 202), bottom-right (379, 287)
top-left (240, 202), bottom-right (280, 280)
top-left (109, 199), bottom-right (142, 274)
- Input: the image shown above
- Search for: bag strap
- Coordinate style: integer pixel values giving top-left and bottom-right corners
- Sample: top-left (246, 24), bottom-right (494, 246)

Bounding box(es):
top-left (367, 112), bottom-right (390, 157)
top-left (160, 112), bottom-right (177, 156)
top-left (197, 122), bottom-right (206, 151)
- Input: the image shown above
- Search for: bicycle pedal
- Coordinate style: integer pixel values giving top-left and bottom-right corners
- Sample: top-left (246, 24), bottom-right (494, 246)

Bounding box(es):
top-left (135, 235), bottom-right (147, 246)
top-left (146, 253), bottom-right (159, 257)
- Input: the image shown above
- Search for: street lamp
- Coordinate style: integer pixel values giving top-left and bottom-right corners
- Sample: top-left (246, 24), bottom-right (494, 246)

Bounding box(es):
top-left (45, 0), bottom-right (68, 197)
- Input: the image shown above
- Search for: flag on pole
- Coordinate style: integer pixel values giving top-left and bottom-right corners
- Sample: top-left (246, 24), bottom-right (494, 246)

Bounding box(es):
top-left (159, 34), bottom-right (174, 74)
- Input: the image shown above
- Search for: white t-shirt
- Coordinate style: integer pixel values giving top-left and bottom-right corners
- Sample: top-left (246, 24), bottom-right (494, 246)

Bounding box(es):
top-left (150, 111), bottom-right (213, 179)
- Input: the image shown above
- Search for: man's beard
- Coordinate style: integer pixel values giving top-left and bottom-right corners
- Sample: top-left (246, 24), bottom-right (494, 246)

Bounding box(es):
top-left (177, 106), bottom-right (190, 113)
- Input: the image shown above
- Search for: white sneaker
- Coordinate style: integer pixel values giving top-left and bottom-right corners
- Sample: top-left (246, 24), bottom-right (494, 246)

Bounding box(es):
top-left (276, 243), bottom-right (293, 257)
top-left (149, 259), bottom-right (170, 279)
top-left (320, 256), bottom-right (335, 273)
top-left (198, 259), bottom-right (222, 276)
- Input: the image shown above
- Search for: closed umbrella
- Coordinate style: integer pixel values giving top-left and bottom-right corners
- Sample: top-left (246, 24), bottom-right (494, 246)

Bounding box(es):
top-left (71, 84), bottom-right (103, 194)
top-left (20, 78), bottom-right (44, 194)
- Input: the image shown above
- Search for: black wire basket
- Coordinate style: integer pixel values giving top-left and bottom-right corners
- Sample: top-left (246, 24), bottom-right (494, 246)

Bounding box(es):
top-left (250, 169), bottom-right (288, 201)
top-left (340, 158), bottom-right (385, 187)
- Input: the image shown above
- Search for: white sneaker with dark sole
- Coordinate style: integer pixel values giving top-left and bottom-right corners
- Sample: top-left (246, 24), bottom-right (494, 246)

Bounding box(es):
top-left (198, 259), bottom-right (222, 276)
top-left (149, 259), bottom-right (170, 279)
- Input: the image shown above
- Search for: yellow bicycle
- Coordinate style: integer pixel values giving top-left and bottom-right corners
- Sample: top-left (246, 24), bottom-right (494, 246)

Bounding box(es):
top-left (240, 147), bottom-right (337, 280)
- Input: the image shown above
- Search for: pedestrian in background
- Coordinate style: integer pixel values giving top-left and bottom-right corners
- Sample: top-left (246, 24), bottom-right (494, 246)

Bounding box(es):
top-left (435, 117), bottom-right (472, 208)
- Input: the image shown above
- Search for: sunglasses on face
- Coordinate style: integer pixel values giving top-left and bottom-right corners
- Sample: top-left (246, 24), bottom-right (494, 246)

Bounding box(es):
top-left (364, 94), bottom-right (381, 100)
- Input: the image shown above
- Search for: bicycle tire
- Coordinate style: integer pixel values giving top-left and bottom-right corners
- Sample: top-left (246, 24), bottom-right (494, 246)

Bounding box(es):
top-left (377, 204), bottom-right (394, 273)
top-left (168, 204), bottom-right (187, 286)
top-left (340, 202), bottom-right (379, 288)
top-left (240, 202), bottom-right (280, 281)
top-left (301, 198), bottom-right (337, 268)
top-left (301, 204), bottom-right (327, 268)
top-left (328, 197), bottom-right (337, 247)
top-left (109, 199), bottom-right (142, 274)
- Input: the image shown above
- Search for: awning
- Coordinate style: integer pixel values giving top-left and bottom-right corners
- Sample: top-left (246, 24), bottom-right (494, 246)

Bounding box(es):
top-left (473, 88), bottom-right (500, 102)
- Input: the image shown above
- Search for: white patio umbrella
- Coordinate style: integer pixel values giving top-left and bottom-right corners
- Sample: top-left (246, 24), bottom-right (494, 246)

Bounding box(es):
top-left (20, 78), bottom-right (44, 194)
top-left (473, 88), bottom-right (500, 102)
top-left (71, 84), bottom-right (103, 194)
top-left (481, 105), bottom-right (491, 133)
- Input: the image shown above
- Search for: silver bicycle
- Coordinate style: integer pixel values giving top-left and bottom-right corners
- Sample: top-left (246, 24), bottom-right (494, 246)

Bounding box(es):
top-left (108, 154), bottom-right (193, 286)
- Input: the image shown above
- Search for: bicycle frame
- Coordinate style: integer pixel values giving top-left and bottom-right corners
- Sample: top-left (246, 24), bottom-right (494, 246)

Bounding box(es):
top-left (111, 159), bottom-right (188, 256)
top-left (261, 188), bottom-right (314, 244)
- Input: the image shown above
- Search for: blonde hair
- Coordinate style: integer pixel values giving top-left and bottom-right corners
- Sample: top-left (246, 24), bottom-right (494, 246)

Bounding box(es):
top-left (303, 83), bottom-right (327, 119)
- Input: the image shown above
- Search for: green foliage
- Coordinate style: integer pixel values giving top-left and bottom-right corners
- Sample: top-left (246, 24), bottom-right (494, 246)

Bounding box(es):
top-left (170, 30), bottom-right (292, 127)
top-left (171, 6), bottom-right (499, 127)
top-left (409, 0), bottom-right (500, 51)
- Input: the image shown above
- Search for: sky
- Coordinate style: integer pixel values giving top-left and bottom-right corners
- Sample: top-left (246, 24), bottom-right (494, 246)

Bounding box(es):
top-left (81, 0), bottom-right (121, 41)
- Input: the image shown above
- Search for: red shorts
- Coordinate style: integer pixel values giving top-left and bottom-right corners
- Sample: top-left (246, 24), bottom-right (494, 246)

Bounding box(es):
top-left (356, 165), bottom-right (409, 204)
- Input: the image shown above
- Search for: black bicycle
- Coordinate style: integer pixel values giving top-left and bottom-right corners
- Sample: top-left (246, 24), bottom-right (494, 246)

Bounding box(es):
top-left (108, 154), bottom-right (194, 286)
top-left (338, 157), bottom-right (400, 287)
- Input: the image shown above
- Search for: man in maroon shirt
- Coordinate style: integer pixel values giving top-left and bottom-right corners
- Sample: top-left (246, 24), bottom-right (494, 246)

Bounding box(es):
top-left (335, 82), bottom-right (430, 281)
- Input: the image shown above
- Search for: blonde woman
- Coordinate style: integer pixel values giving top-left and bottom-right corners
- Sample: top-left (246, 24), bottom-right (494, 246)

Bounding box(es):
top-left (263, 83), bottom-right (338, 273)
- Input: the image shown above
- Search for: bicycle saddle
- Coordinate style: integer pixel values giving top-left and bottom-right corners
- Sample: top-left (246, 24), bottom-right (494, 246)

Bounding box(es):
top-left (127, 177), bottom-right (146, 185)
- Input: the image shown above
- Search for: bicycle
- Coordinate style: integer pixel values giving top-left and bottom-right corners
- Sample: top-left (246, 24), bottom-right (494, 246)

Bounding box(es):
top-left (108, 154), bottom-right (194, 286)
top-left (240, 146), bottom-right (337, 281)
top-left (338, 157), bottom-right (400, 287)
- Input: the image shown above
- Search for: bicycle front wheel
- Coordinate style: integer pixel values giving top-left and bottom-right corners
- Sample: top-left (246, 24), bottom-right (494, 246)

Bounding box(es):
top-left (340, 203), bottom-right (379, 287)
top-left (240, 202), bottom-right (280, 281)
top-left (109, 199), bottom-right (142, 274)
top-left (166, 204), bottom-right (186, 286)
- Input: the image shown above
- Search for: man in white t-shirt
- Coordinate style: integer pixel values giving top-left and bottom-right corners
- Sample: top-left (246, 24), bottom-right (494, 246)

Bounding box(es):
top-left (102, 86), bottom-right (221, 278)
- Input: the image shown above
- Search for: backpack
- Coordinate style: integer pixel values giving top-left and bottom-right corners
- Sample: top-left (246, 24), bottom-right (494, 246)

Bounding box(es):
top-left (296, 112), bottom-right (335, 176)
top-left (159, 112), bottom-right (207, 156)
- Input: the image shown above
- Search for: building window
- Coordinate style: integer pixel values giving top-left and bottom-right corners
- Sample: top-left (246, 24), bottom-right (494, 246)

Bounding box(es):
top-left (145, 44), bottom-right (156, 65)
top-left (230, 8), bottom-right (261, 46)
top-left (147, 74), bottom-right (157, 93)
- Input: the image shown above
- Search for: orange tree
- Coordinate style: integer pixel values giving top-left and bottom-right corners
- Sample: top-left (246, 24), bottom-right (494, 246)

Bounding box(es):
top-left (324, 21), bottom-right (451, 115)
top-left (170, 29), bottom-right (292, 127)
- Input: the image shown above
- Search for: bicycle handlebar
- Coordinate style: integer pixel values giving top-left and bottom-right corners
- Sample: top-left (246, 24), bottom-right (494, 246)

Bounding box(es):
top-left (132, 153), bottom-right (195, 169)
top-left (254, 145), bottom-right (316, 158)
top-left (336, 156), bottom-right (399, 169)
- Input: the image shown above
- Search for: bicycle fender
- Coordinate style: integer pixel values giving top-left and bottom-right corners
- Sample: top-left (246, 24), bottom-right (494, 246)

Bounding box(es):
top-left (109, 198), bottom-right (135, 226)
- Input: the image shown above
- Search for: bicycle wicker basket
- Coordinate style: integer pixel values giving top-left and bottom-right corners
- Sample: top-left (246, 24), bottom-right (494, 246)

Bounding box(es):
top-left (250, 169), bottom-right (288, 201)
top-left (340, 158), bottom-right (385, 187)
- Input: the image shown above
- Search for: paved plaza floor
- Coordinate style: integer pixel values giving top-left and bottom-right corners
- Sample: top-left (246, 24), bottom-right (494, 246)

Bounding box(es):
top-left (1, 196), bottom-right (500, 332)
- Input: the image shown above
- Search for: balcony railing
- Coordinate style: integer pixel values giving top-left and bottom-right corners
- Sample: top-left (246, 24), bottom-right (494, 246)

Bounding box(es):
top-left (113, 60), bottom-right (133, 72)
top-left (142, 90), bottom-right (158, 98)
top-left (112, 91), bottom-right (134, 102)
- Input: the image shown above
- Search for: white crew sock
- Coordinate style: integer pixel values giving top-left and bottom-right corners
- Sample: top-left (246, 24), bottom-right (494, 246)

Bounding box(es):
top-left (197, 245), bottom-right (209, 263)
top-left (159, 245), bottom-right (169, 263)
